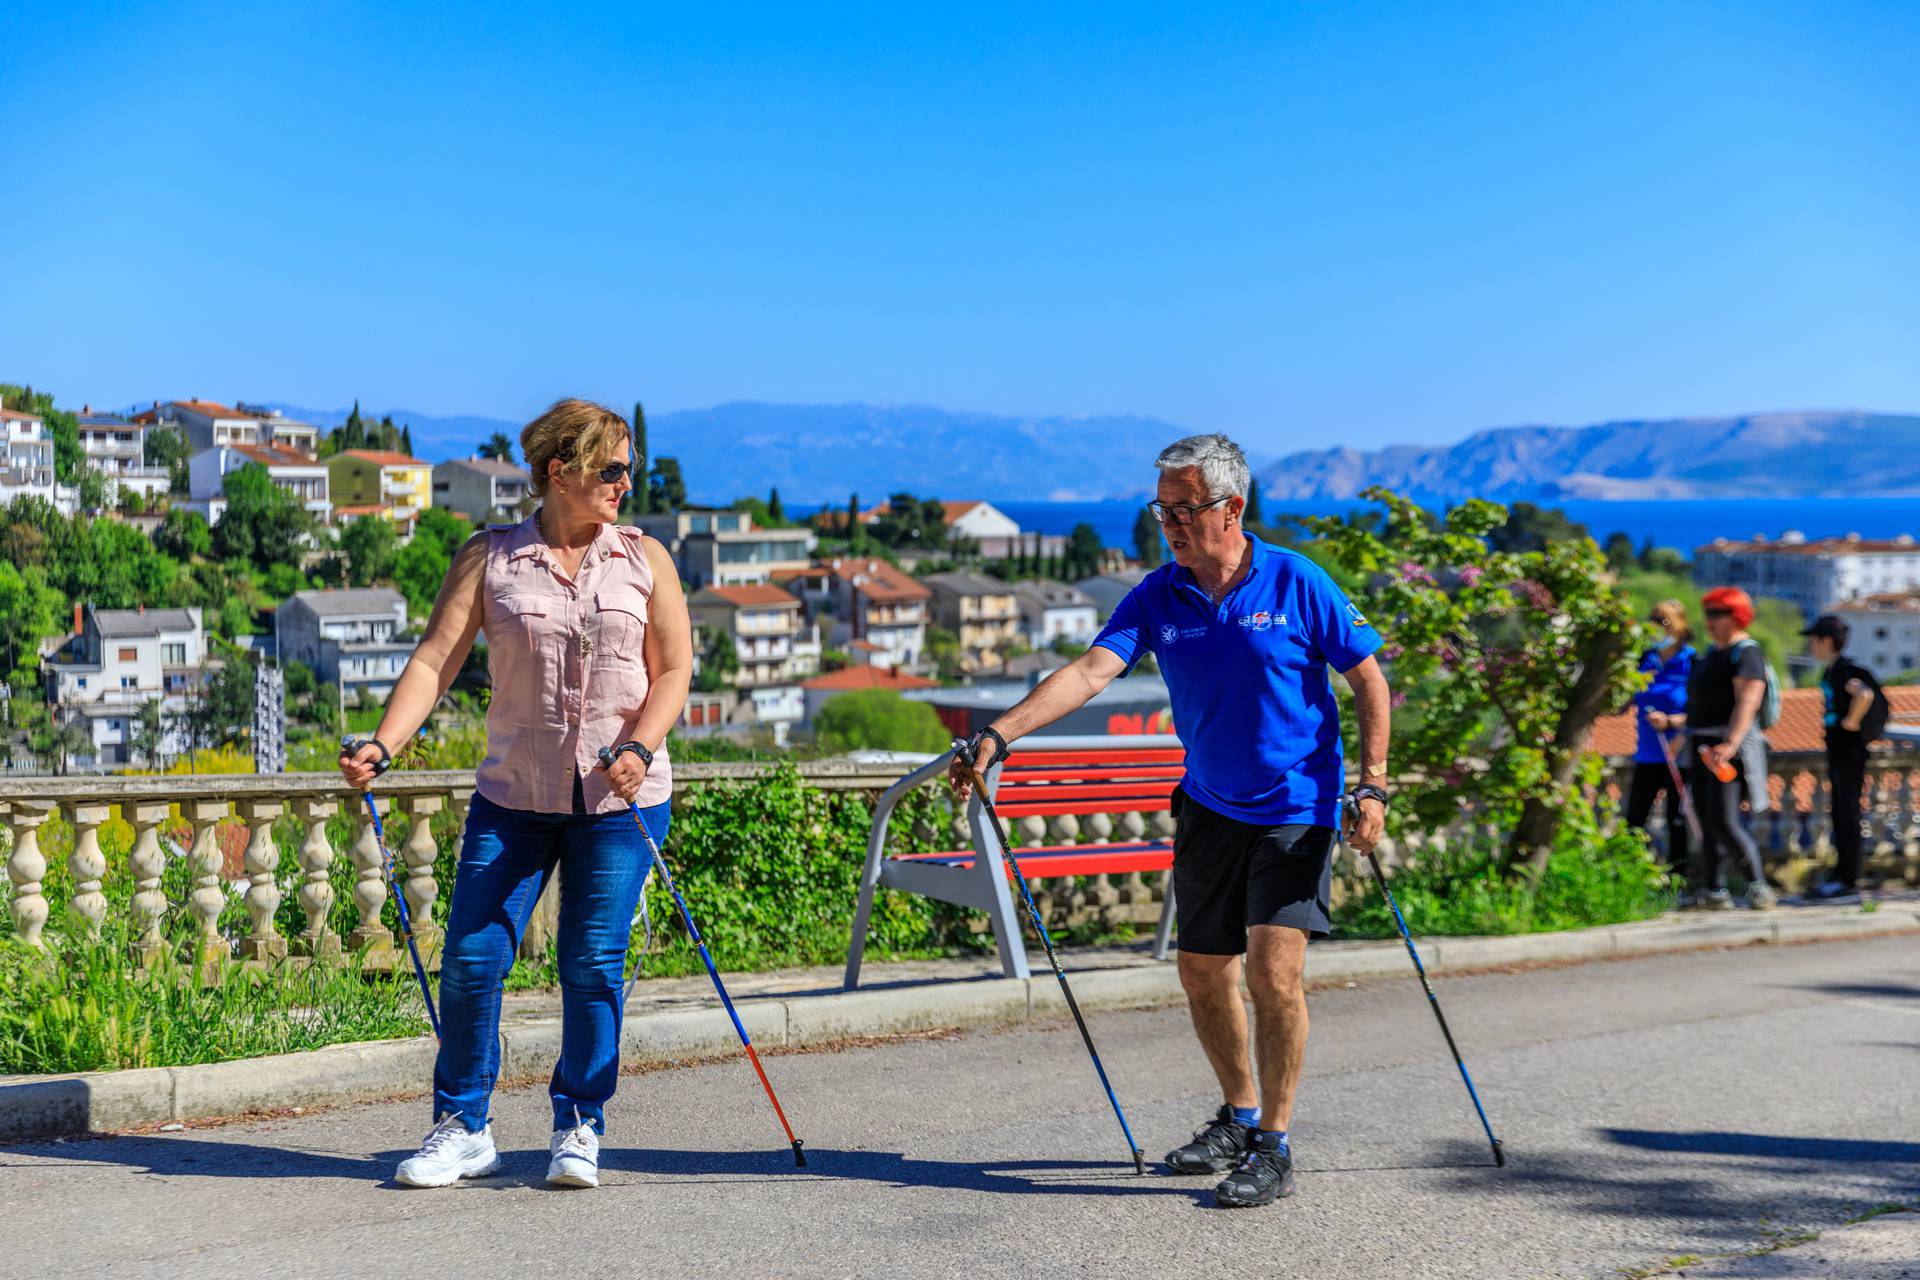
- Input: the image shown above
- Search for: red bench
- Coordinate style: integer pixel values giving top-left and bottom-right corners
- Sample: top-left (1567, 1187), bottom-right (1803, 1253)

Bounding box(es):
top-left (845, 735), bottom-right (1185, 987)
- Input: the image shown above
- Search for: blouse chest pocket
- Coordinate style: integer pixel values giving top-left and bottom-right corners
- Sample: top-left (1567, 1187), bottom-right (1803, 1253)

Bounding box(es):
top-left (498, 593), bottom-right (552, 649)
top-left (592, 586), bottom-right (649, 661)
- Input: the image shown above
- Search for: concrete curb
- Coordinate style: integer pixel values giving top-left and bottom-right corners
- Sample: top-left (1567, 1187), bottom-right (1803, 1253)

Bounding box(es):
top-left (4, 905), bottom-right (1914, 1143)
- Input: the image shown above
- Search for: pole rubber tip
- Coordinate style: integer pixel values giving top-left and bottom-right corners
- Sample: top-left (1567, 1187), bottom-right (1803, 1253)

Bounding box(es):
top-left (1492, 1139), bottom-right (1507, 1168)
top-left (791, 1139), bottom-right (807, 1168)
top-left (1133, 1148), bottom-right (1146, 1176)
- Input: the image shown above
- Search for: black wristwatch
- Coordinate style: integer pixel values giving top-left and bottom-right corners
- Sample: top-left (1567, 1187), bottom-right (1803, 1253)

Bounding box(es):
top-left (611, 739), bottom-right (655, 768)
top-left (1351, 783), bottom-right (1390, 811)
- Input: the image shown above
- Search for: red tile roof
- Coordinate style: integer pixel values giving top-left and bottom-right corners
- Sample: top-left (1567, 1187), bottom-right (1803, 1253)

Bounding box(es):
top-left (801, 665), bottom-right (939, 692)
top-left (704, 584), bottom-right (802, 609)
top-left (1697, 535), bottom-right (1920, 557)
top-left (0, 407), bottom-right (42, 422)
top-left (340, 449), bottom-right (427, 467)
top-left (1590, 684), bottom-right (1920, 757)
top-left (831, 557), bottom-right (931, 602)
top-left (174, 399), bottom-right (245, 419)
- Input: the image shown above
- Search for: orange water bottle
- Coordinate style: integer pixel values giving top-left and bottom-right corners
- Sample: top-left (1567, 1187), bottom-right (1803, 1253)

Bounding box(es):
top-left (1697, 745), bottom-right (1736, 783)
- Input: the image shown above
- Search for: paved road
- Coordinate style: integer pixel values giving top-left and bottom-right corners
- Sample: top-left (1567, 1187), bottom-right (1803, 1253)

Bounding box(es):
top-left (6, 936), bottom-right (1917, 1280)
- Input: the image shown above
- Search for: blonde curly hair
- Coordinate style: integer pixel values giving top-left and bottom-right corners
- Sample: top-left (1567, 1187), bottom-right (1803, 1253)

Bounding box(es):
top-left (520, 399), bottom-right (632, 499)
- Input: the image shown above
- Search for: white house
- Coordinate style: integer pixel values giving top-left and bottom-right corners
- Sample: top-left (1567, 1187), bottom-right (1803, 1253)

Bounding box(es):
top-left (827, 557), bottom-right (931, 669)
top-left (75, 408), bottom-right (171, 502)
top-left (133, 399), bottom-right (262, 452)
top-left (1829, 592), bottom-right (1920, 677)
top-left (1010, 579), bottom-right (1100, 648)
top-left (432, 457), bottom-right (534, 523)
top-left (235, 402), bottom-right (321, 455)
top-left (1695, 532), bottom-right (1920, 620)
top-left (41, 604), bottom-right (207, 766)
top-left (187, 443), bottom-right (332, 525)
top-left (275, 587), bottom-right (415, 700)
top-left (0, 407), bottom-right (64, 511)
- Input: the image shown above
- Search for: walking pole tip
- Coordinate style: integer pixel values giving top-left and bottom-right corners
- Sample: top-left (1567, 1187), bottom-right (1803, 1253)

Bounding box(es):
top-left (1493, 1139), bottom-right (1507, 1168)
top-left (792, 1139), bottom-right (807, 1168)
top-left (1133, 1148), bottom-right (1146, 1176)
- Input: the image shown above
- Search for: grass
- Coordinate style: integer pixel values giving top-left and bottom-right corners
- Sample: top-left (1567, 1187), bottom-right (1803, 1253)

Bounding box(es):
top-left (0, 921), bottom-right (430, 1075)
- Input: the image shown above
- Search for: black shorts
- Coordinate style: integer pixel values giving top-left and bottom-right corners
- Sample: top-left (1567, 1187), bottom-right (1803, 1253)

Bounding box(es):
top-left (1172, 787), bottom-right (1334, 953)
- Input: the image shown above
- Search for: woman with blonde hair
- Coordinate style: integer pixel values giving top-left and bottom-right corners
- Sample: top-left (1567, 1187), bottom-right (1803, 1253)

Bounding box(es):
top-left (340, 398), bottom-right (691, 1189)
top-left (1629, 599), bottom-right (1696, 871)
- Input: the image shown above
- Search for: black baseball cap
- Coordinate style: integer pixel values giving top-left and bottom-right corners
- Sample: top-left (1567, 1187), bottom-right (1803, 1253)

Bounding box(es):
top-left (1800, 614), bottom-right (1848, 643)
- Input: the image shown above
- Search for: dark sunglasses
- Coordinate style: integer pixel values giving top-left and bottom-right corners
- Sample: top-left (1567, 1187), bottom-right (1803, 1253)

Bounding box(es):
top-left (1703, 607), bottom-right (1732, 619)
top-left (590, 461), bottom-right (630, 485)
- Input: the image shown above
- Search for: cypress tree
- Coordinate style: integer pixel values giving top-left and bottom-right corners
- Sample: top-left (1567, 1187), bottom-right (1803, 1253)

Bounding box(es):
top-left (768, 486), bottom-right (784, 526)
top-left (1245, 481), bottom-right (1265, 529)
top-left (848, 492), bottom-right (862, 548)
top-left (631, 401), bottom-right (651, 515)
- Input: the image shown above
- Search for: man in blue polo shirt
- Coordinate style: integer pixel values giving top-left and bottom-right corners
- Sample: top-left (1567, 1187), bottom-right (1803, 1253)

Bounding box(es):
top-left (947, 433), bottom-right (1391, 1209)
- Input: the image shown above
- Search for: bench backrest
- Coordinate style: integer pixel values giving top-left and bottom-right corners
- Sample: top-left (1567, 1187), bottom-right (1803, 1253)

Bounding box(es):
top-left (990, 744), bottom-right (1187, 819)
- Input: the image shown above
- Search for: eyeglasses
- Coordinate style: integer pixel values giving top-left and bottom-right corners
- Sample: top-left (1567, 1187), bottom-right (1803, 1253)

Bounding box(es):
top-left (1703, 607), bottom-right (1732, 619)
top-left (1147, 496), bottom-right (1233, 526)
top-left (591, 461), bottom-right (630, 485)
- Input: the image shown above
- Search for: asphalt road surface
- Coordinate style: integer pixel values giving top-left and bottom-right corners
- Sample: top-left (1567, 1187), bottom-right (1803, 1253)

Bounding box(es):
top-left (6, 935), bottom-right (1917, 1280)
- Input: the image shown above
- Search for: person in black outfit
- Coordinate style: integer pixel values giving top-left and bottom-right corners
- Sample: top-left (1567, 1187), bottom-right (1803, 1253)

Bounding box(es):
top-left (1802, 614), bottom-right (1888, 900)
top-left (1628, 599), bottom-right (1696, 871)
top-left (1671, 587), bottom-right (1776, 910)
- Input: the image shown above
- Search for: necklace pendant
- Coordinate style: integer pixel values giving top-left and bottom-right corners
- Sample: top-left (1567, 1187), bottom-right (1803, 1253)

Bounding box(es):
top-left (577, 632), bottom-right (594, 658)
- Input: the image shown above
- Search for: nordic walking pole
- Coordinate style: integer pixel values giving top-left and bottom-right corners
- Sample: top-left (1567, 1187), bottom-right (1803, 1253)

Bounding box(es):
top-left (1347, 794), bottom-right (1503, 1167)
top-left (1655, 730), bottom-right (1704, 847)
top-left (341, 737), bottom-right (442, 1040)
top-left (961, 740), bottom-right (1147, 1175)
top-left (597, 747), bottom-right (806, 1167)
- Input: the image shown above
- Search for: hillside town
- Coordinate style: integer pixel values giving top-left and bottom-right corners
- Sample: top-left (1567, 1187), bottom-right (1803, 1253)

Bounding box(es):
top-left (4, 389), bottom-right (1920, 773)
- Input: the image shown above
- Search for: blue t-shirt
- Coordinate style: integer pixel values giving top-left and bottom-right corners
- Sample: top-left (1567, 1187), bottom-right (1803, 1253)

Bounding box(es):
top-left (1632, 645), bottom-right (1694, 764)
top-left (1091, 535), bottom-right (1382, 828)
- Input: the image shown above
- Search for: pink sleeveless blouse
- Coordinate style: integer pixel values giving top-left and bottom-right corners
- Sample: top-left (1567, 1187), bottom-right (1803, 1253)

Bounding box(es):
top-left (475, 516), bottom-right (674, 814)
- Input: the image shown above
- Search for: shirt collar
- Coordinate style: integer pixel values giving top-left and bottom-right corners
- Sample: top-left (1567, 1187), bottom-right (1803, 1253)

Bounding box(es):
top-left (1173, 532), bottom-right (1266, 590)
top-left (504, 514), bottom-right (628, 567)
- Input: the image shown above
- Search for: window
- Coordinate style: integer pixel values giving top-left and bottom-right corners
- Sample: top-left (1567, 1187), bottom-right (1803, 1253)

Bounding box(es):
top-left (118, 647), bottom-right (137, 662)
top-left (76, 678), bottom-right (87, 688)
top-left (121, 677), bottom-right (135, 688)
top-left (163, 643), bottom-right (187, 665)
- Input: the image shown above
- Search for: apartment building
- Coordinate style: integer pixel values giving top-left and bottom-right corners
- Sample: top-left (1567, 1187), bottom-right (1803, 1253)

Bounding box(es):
top-left (327, 449), bottom-right (433, 518)
top-left (133, 400), bottom-right (261, 451)
top-left (276, 588), bottom-right (415, 700)
top-left (1694, 532), bottom-right (1920, 620)
top-left (187, 443), bottom-right (333, 525)
top-left (1074, 567), bottom-right (1149, 621)
top-left (40, 604), bottom-right (207, 765)
top-left (827, 557), bottom-right (931, 669)
top-left (0, 407), bottom-right (61, 509)
top-left (922, 570), bottom-right (1023, 672)
top-left (687, 584), bottom-right (822, 689)
top-left (433, 457), bottom-right (534, 523)
top-left (1010, 579), bottom-right (1099, 648)
top-left (636, 508), bottom-right (815, 588)
top-left (234, 402), bottom-right (321, 455)
top-left (75, 408), bottom-right (170, 502)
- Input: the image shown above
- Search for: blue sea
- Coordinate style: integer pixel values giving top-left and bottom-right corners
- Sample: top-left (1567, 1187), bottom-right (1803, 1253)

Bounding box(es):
top-left (983, 497), bottom-right (1920, 561)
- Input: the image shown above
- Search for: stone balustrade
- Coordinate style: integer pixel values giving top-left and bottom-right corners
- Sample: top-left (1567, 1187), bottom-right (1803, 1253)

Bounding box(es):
top-left (0, 759), bottom-right (913, 973)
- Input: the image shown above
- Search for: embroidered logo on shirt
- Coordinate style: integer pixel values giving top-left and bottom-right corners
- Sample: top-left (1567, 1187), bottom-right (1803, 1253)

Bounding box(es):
top-left (1237, 611), bottom-right (1283, 632)
top-left (1160, 624), bottom-right (1179, 645)
top-left (1347, 602), bottom-right (1371, 628)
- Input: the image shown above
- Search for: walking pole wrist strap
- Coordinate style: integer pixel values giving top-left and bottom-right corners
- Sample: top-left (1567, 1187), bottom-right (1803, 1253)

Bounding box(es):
top-left (966, 726), bottom-right (1010, 771)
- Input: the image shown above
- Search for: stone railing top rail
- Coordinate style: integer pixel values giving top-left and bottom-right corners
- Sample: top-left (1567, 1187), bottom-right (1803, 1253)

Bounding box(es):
top-left (0, 757), bottom-right (916, 807)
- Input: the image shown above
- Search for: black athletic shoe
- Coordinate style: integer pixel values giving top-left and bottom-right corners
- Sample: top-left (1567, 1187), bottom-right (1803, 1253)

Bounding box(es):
top-left (1214, 1132), bottom-right (1296, 1208)
top-left (1164, 1105), bottom-right (1255, 1175)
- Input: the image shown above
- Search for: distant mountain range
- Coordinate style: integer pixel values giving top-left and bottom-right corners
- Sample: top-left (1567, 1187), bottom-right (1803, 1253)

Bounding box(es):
top-left (1256, 411), bottom-right (1920, 502)
top-left (265, 403), bottom-right (1920, 504)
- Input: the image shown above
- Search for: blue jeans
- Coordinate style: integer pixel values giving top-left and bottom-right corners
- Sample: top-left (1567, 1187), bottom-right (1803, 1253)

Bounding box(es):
top-left (434, 790), bottom-right (665, 1134)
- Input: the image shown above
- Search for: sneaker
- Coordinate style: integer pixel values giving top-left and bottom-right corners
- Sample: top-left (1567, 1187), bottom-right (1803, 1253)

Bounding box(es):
top-left (1703, 888), bottom-right (1734, 911)
top-left (1747, 884), bottom-right (1779, 911)
top-left (547, 1117), bottom-right (600, 1188)
top-left (1214, 1131), bottom-right (1297, 1208)
top-left (1676, 889), bottom-right (1707, 911)
top-left (1809, 880), bottom-right (1861, 903)
top-left (395, 1115), bottom-right (500, 1188)
top-left (1165, 1105), bottom-right (1256, 1175)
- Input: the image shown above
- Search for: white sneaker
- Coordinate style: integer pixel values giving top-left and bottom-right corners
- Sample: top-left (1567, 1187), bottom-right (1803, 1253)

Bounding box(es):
top-left (548, 1117), bottom-right (600, 1188)
top-left (395, 1115), bottom-right (501, 1188)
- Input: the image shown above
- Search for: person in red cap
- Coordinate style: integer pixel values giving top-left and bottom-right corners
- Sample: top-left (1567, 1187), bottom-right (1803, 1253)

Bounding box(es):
top-left (1663, 587), bottom-right (1777, 909)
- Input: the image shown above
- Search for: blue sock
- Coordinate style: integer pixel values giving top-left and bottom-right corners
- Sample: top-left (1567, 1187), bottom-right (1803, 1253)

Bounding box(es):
top-left (1230, 1105), bottom-right (1260, 1128)
top-left (1257, 1129), bottom-right (1290, 1158)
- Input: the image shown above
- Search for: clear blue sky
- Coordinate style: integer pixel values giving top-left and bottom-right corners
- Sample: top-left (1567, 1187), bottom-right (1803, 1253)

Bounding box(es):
top-left (2, 1), bottom-right (1915, 452)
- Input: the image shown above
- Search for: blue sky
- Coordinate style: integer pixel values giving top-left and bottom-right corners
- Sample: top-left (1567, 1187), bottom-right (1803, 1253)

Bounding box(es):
top-left (2, 1), bottom-right (1915, 452)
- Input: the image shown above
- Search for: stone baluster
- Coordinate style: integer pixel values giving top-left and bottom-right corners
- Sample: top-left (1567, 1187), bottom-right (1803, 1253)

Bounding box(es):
top-left (1898, 767), bottom-right (1919, 860)
top-left (294, 798), bottom-right (341, 958)
top-left (6, 801), bottom-right (54, 947)
top-left (184, 800), bottom-right (231, 968)
top-left (347, 798), bottom-right (393, 956)
top-left (1806, 765), bottom-right (1834, 857)
top-left (401, 794), bottom-right (445, 956)
top-left (1869, 767), bottom-right (1898, 872)
top-left (65, 803), bottom-right (112, 935)
top-left (128, 802), bottom-right (172, 965)
top-left (237, 799), bottom-right (286, 963)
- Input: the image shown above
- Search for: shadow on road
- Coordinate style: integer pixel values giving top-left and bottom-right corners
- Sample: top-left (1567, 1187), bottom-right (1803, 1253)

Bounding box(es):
top-left (1787, 980), bottom-right (1920, 1001)
top-left (1604, 1129), bottom-right (1920, 1164)
top-left (0, 1135), bottom-right (407, 1180)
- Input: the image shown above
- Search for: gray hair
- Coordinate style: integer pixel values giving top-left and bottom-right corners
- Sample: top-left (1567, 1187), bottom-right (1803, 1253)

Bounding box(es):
top-left (1155, 433), bottom-right (1250, 501)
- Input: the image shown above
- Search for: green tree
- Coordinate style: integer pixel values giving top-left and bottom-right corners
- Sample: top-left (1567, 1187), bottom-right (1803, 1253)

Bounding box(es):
top-left (1601, 531), bottom-right (1637, 573)
top-left (144, 425), bottom-right (193, 493)
top-left (127, 698), bottom-right (166, 768)
top-left (644, 457), bottom-right (686, 514)
top-left (693, 625), bottom-right (739, 693)
top-left (629, 402), bottom-right (650, 516)
top-left (390, 509), bottom-right (474, 618)
top-left (1067, 523), bottom-right (1103, 578)
top-left (1244, 483), bottom-right (1265, 530)
top-left (1484, 501), bottom-right (1589, 555)
top-left (767, 486), bottom-right (785, 526)
top-left (1309, 488), bottom-right (1645, 873)
top-left (76, 469), bottom-right (108, 512)
top-left (214, 464), bottom-right (310, 571)
top-left (0, 561), bottom-right (66, 684)
top-left (925, 625), bottom-right (963, 682)
top-left (848, 492), bottom-right (864, 549)
top-left (339, 515), bottom-right (399, 587)
top-left (1637, 540), bottom-right (1688, 576)
top-left (283, 660), bottom-right (317, 700)
top-left (154, 508), bottom-right (212, 560)
top-left (813, 689), bottom-right (951, 753)
top-left (478, 431), bottom-right (515, 463)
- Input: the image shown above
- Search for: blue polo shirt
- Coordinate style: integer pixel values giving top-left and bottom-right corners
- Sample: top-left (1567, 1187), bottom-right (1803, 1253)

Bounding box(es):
top-left (1092, 536), bottom-right (1382, 828)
